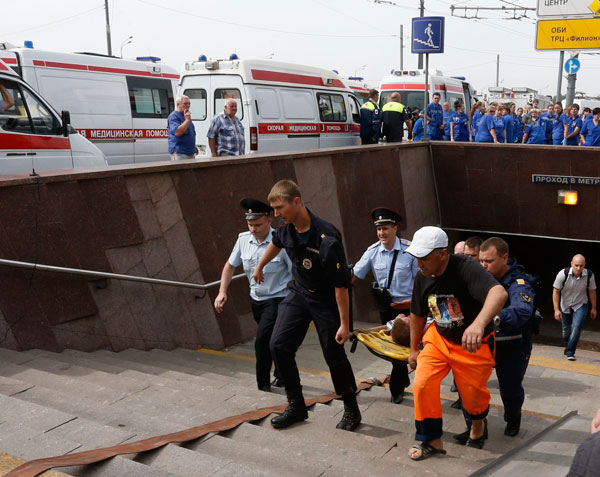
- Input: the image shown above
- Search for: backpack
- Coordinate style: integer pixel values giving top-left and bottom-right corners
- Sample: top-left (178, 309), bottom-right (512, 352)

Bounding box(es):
top-left (517, 266), bottom-right (543, 335)
top-left (562, 267), bottom-right (593, 289)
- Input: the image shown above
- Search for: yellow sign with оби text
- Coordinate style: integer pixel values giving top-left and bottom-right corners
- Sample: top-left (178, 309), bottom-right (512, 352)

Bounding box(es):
top-left (536, 18), bottom-right (600, 50)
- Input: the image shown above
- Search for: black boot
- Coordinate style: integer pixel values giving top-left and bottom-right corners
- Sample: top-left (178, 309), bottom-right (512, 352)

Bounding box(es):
top-left (336, 394), bottom-right (361, 431)
top-left (271, 388), bottom-right (308, 429)
top-left (504, 417), bottom-right (520, 437)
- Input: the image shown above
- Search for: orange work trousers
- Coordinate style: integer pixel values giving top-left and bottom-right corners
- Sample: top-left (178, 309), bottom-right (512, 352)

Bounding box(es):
top-left (413, 324), bottom-right (495, 442)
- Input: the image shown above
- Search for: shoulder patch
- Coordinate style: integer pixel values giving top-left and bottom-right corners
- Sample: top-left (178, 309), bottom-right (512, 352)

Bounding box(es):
top-left (239, 231), bottom-right (252, 237)
top-left (368, 241), bottom-right (380, 250)
top-left (520, 293), bottom-right (532, 303)
top-left (400, 238), bottom-right (411, 246)
top-left (516, 278), bottom-right (526, 285)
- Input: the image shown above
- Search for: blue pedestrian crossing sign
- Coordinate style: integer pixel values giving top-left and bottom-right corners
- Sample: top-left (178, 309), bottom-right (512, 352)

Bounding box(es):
top-left (412, 16), bottom-right (445, 54)
top-left (564, 57), bottom-right (581, 74)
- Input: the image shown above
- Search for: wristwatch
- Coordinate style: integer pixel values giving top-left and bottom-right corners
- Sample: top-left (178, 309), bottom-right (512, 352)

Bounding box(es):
top-left (493, 315), bottom-right (502, 329)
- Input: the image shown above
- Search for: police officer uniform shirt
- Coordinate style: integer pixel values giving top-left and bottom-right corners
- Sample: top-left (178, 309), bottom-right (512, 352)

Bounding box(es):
top-left (353, 207), bottom-right (419, 302)
top-left (228, 198), bottom-right (292, 301)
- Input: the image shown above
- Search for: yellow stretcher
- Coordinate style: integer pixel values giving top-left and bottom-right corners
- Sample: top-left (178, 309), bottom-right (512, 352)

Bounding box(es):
top-left (350, 328), bottom-right (410, 363)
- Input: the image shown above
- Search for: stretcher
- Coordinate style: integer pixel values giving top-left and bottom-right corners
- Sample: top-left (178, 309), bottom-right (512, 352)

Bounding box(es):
top-left (350, 327), bottom-right (410, 363)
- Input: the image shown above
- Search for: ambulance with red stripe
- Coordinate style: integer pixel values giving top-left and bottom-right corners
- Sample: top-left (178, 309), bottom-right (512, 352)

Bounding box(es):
top-left (0, 58), bottom-right (106, 174)
top-left (344, 77), bottom-right (371, 105)
top-left (379, 69), bottom-right (477, 113)
top-left (178, 57), bottom-right (361, 156)
top-left (0, 42), bottom-right (178, 165)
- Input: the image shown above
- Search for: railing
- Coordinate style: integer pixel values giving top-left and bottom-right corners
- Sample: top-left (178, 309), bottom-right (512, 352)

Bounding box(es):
top-left (0, 258), bottom-right (245, 290)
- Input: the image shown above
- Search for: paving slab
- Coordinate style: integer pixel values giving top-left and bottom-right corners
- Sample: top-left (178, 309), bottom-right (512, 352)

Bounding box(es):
top-left (133, 443), bottom-right (230, 477)
top-left (62, 455), bottom-right (179, 477)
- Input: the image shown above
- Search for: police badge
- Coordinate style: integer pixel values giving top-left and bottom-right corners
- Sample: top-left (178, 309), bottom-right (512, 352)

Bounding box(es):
top-left (302, 258), bottom-right (312, 269)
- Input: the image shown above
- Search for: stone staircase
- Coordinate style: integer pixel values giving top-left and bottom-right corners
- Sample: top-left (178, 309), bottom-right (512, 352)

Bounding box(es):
top-left (0, 346), bottom-right (568, 476)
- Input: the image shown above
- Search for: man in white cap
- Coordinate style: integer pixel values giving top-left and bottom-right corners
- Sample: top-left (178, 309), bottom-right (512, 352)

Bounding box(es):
top-left (405, 226), bottom-right (507, 461)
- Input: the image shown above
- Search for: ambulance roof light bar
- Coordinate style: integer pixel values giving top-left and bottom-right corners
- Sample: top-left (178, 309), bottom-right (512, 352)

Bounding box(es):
top-left (24, 40), bottom-right (34, 49)
top-left (136, 56), bottom-right (161, 62)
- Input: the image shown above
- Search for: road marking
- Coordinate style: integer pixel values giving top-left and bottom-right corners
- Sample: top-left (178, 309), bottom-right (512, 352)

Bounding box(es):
top-left (529, 355), bottom-right (600, 376)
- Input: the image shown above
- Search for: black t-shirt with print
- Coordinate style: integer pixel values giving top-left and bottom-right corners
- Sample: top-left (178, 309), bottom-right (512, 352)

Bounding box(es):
top-left (411, 254), bottom-right (500, 344)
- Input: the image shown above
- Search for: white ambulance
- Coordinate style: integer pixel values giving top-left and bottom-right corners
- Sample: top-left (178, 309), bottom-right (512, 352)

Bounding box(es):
top-left (379, 69), bottom-right (477, 113)
top-left (344, 77), bottom-right (371, 105)
top-left (178, 57), bottom-right (361, 156)
top-left (0, 58), bottom-right (106, 174)
top-left (0, 42), bottom-right (179, 165)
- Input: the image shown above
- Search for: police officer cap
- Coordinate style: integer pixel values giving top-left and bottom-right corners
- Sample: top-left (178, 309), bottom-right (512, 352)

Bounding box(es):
top-left (240, 198), bottom-right (273, 220)
top-left (371, 207), bottom-right (402, 226)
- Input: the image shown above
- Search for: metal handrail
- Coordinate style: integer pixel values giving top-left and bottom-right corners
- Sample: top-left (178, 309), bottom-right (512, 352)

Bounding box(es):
top-left (0, 258), bottom-right (245, 290)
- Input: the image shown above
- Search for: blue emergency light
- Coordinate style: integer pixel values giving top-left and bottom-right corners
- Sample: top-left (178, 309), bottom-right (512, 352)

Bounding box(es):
top-left (348, 76), bottom-right (364, 81)
top-left (24, 41), bottom-right (34, 49)
top-left (136, 56), bottom-right (161, 62)
top-left (229, 53), bottom-right (239, 60)
top-left (198, 54), bottom-right (207, 61)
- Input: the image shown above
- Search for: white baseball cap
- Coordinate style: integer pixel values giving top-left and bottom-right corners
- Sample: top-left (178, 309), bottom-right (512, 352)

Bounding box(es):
top-left (405, 226), bottom-right (448, 258)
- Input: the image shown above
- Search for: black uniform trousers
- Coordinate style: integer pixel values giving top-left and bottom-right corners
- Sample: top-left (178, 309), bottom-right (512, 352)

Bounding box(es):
top-left (495, 336), bottom-right (532, 424)
top-left (250, 297), bottom-right (283, 389)
top-left (379, 309), bottom-right (411, 397)
top-left (269, 289), bottom-right (357, 397)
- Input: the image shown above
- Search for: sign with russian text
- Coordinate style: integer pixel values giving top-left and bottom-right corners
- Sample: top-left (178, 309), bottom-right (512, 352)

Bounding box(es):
top-left (536, 18), bottom-right (600, 50)
top-left (532, 174), bottom-right (600, 185)
top-left (537, 0), bottom-right (600, 18)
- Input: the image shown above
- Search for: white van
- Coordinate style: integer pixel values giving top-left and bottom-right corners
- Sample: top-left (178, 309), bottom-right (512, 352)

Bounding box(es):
top-left (0, 58), bottom-right (106, 174)
top-left (0, 42), bottom-right (179, 165)
top-left (379, 69), bottom-right (477, 113)
top-left (178, 57), bottom-right (361, 156)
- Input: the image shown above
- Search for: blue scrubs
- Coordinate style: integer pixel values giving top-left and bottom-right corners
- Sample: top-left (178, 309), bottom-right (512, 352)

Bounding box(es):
top-left (451, 111), bottom-right (470, 142)
top-left (580, 118), bottom-right (600, 146)
top-left (540, 113), bottom-right (555, 144)
top-left (443, 110), bottom-right (453, 140)
top-left (471, 110), bottom-right (482, 140)
top-left (552, 113), bottom-right (568, 145)
top-left (524, 120), bottom-right (546, 144)
top-left (513, 114), bottom-right (524, 143)
top-left (475, 114), bottom-right (496, 143)
top-left (494, 117), bottom-right (506, 143)
top-left (566, 116), bottom-right (583, 146)
top-left (412, 118), bottom-right (424, 141)
top-left (426, 102), bottom-right (444, 140)
top-left (502, 114), bottom-right (515, 144)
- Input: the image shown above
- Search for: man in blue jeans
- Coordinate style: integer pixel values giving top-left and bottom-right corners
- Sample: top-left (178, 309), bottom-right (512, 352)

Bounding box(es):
top-left (552, 255), bottom-right (597, 361)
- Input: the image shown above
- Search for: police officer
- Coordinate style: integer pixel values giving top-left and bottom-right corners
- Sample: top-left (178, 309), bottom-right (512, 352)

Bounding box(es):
top-left (214, 198), bottom-right (292, 392)
top-left (253, 180), bottom-right (361, 431)
top-left (479, 237), bottom-right (535, 437)
top-left (353, 207), bottom-right (418, 403)
top-left (360, 89), bottom-right (382, 145)
top-left (381, 93), bottom-right (413, 143)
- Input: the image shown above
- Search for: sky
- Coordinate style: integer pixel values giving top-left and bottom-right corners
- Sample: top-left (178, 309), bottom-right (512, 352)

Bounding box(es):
top-left (4, 0), bottom-right (600, 99)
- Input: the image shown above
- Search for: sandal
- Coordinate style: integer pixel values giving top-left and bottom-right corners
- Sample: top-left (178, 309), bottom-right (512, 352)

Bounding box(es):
top-left (409, 442), bottom-right (447, 461)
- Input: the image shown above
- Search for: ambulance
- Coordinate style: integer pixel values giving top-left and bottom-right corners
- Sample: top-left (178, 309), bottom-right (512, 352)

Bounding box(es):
top-left (484, 87), bottom-right (552, 110)
top-left (344, 77), bottom-right (371, 105)
top-left (379, 69), bottom-right (477, 113)
top-left (0, 42), bottom-right (179, 165)
top-left (0, 58), bottom-right (106, 174)
top-left (178, 57), bottom-right (361, 156)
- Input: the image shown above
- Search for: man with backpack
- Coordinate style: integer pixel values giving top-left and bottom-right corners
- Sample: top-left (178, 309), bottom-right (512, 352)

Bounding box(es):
top-left (553, 254), bottom-right (597, 361)
top-left (476, 237), bottom-right (536, 438)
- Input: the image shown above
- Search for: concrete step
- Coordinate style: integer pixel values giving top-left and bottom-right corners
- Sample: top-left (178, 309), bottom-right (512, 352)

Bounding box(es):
top-left (0, 422), bottom-right (81, 462)
top-left (62, 455), bottom-right (179, 477)
top-left (133, 443), bottom-right (234, 477)
top-left (475, 413), bottom-right (591, 476)
top-left (185, 432), bottom-right (322, 476)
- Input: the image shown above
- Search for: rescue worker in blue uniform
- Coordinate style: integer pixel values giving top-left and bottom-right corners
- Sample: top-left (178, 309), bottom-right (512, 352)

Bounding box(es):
top-left (426, 92), bottom-right (444, 140)
top-left (501, 105), bottom-right (515, 144)
top-left (253, 180), bottom-right (361, 431)
top-left (565, 104), bottom-right (583, 146)
top-left (353, 207), bottom-right (419, 403)
top-left (479, 237), bottom-right (535, 437)
top-left (412, 110), bottom-right (425, 141)
top-left (522, 109), bottom-right (546, 144)
top-left (215, 198), bottom-right (292, 392)
top-left (540, 105), bottom-right (555, 144)
top-left (360, 89), bottom-right (382, 145)
top-left (450, 101), bottom-right (470, 142)
top-left (381, 92), bottom-right (413, 143)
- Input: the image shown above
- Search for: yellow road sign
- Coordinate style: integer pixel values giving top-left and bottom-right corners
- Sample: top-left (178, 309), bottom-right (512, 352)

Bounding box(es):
top-left (536, 18), bottom-right (600, 50)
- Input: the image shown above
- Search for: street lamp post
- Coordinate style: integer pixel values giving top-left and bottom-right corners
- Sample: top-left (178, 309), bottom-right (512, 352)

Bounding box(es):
top-left (120, 36), bottom-right (133, 58)
top-left (354, 64), bottom-right (366, 77)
